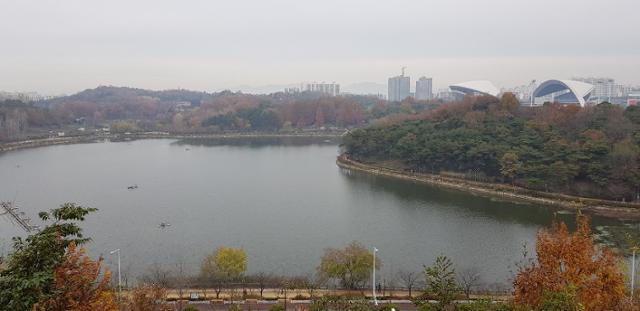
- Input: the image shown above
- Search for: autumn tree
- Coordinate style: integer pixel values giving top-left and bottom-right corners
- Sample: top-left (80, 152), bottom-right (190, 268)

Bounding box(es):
top-left (513, 213), bottom-right (625, 310)
top-left (500, 92), bottom-right (519, 113)
top-left (35, 242), bottom-right (117, 311)
top-left (214, 246), bottom-right (247, 280)
top-left (0, 203), bottom-right (97, 311)
top-left (200, 246), bottom-right (247, 298)
top-left (317, 241), bottom-right (380, 289)
top-left (123, 284), bottom-right (172, 311)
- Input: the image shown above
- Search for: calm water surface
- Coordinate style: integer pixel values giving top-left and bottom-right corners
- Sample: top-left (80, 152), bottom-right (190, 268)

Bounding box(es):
top-left (0, 138), bottom-right (627, 286)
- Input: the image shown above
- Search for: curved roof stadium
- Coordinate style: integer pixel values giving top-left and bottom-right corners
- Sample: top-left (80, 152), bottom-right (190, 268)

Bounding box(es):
top-left (532, 79), bottom-right (594, 106)
top-left (449, 80), bottom-right (500, 97)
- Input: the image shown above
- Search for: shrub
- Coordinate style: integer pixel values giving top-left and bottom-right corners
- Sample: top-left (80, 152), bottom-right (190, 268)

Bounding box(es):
top-left (377, 303), bottom-right (399, 311)
top-left (456, 300), bottom-right (494, 311)
top-left (268, 304), bottom-right (285, 311)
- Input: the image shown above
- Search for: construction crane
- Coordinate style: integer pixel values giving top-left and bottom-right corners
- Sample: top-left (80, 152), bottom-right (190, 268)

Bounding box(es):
top-left (1, 201), bottom-right (40, 233)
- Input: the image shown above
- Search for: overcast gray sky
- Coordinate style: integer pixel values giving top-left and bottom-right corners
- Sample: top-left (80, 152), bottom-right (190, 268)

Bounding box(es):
top-left (1, 0), bottom-right (639, 94)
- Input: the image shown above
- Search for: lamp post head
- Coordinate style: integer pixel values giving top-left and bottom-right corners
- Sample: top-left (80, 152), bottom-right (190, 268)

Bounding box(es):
top-left (109, 249), bottom-right (120, 255)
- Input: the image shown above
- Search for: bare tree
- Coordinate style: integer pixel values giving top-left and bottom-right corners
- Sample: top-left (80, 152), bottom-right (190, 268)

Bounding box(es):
top-left (212, 278), bottom-right (224, 299)
top-left (302, 273), bottom-right (326, 299)
top-left (458, 267), bottom-right (481, 299)
top-left (397, 270), bottom-right (419, 298)
top-left (174, 260), bottom-right (188, 309)
top-left (140, 262), bottom-right (171, 288)
top-left (252, 272), bottom-right (272, 298)
top-left (278, 277), bottom-right (294, 311)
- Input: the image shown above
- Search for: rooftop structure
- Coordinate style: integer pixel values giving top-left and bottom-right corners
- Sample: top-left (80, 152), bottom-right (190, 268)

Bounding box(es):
top-left (532, 79), bottom-right (594, 107)
top-left (449, 80), bottom-right (500, 97)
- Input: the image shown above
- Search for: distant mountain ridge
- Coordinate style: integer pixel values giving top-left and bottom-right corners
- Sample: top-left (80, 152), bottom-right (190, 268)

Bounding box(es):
top-left (43, 86), bottom-right (219, 108)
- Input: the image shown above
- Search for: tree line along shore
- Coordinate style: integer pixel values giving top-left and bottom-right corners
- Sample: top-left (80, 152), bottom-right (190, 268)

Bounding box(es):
top-left (0, 131), bottom-right (344, 153)
top-left (336, 155), bottom-right (640, 220)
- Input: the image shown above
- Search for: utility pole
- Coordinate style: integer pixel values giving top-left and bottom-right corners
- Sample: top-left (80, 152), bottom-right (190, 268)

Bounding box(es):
top-left (109, 249), bottom-right (122, 303)
top-left (632, 246), bottom-right (639, 301)
top-left (0, 201), bottom-right (39, 233)
top-left (373, 247), bottom-right (378, 306)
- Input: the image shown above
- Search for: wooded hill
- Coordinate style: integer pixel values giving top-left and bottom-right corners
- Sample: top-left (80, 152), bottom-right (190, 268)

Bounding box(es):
top-left (1, 86), bottom-right (440, 141)
top-left (343, 94), bottom-right (640, 201)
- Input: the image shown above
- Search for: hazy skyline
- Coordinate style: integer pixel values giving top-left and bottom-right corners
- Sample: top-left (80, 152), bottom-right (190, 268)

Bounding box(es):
top-left (1, 0), bottom-right (639, 95)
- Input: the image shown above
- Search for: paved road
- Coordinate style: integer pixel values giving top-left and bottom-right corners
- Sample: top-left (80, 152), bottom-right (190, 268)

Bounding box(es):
top-left (169, 300), bottom-right (419, 310)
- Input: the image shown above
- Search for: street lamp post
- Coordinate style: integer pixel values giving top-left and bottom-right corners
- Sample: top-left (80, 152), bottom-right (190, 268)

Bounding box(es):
top-left (632, 247), bottom-right (638, 301)
top-left (109, 249), bottom-right (121, 301)
top-left (373, 247), bottom-right (378, 306)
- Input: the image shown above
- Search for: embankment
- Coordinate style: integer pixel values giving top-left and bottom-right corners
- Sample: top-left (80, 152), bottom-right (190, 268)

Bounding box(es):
top-left (0, 131), bottom-right (343, 153)
top-left (336, 155), bottom-right (640, 220)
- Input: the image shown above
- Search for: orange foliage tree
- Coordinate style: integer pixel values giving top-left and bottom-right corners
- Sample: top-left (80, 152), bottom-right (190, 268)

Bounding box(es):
top-left (36, 242), bottom-right (117, 311)
top-left (123, 284), bottom-right (172, 311)
top-left (513, 213), bottom-right (625, 310)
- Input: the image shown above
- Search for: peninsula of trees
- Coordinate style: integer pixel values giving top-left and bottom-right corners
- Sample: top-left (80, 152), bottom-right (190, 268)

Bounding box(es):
top-left (343, 94), bottom-right (640, 201)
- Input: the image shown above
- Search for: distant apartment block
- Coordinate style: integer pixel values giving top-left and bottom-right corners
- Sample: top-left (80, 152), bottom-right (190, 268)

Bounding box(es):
top-left (573, 77), bottom-right (616, 103)
top-left (388, 75), bottom-right (410, 102)
top-left (415, 77), bottom-right (433, 100)
top-left (306, 82), bottom-right (340, 96)
top-left (0, 91), bottom-right (54, 102)
top-left (284, 87), bottom-right (301, 94)
top-left (436, 88), bottom-right (462, 102)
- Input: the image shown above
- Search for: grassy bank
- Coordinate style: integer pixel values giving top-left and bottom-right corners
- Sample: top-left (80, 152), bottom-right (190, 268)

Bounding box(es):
top-left (336, 155), bottom-right (640, 220)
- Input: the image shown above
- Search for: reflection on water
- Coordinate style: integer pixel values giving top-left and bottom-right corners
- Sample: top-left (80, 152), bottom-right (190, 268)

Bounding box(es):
top-left (175, 136), bottom-right (342, 148)
top-left (0, 138), bottom-right (635, 287)
top-left (339, 168), bottom-right (625, 229)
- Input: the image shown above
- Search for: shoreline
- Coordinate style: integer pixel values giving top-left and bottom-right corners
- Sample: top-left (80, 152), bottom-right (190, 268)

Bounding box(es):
top-left (0, 131), bottom-right (343, 153)
top-left (7, 134), bottom-right (638, 220)
top-left (336, 155), bottom-right (640, 220)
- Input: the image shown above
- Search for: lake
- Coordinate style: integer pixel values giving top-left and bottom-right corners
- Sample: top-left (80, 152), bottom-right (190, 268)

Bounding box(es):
top-left (0, 137), bottom-right (628, 287)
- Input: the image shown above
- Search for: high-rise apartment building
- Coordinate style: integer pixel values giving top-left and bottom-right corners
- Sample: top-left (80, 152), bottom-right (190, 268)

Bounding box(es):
top-left (306, 82), bottom-right (340, 96)
top-left (415, 77), bottom-right (433, 100)
top-left (388, 74), bottom-right (410, 102)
